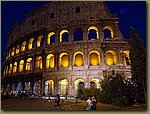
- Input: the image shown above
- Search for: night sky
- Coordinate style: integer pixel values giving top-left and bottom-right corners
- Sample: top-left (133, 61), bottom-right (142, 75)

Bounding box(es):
top-left (1, 1), bottom-right (146, 64)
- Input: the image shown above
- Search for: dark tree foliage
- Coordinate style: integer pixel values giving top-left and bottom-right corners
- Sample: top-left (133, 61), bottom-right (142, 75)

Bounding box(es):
top-left (129, 27), bottom-right (146, 103)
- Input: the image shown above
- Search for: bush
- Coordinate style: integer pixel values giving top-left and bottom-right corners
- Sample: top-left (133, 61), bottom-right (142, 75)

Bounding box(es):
top-left (113, 97), bottom-right (129, 107)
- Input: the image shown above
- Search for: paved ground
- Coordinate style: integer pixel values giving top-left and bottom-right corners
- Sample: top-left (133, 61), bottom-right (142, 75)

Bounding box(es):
top-left (1, 97), bottom-right (146, 111)
top-left (1, 97), bottom-right (63, 111)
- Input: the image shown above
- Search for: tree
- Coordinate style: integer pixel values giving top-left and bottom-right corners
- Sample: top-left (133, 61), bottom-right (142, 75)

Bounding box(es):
top-left (129, 27), bottom-right (146, 103)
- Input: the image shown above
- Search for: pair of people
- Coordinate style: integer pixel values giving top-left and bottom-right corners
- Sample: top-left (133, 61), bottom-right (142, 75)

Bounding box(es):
top-left (86, 96), bottom-right (97, 110)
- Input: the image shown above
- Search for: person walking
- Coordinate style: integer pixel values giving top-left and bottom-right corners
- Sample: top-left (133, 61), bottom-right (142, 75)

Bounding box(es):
top-left (90, 96), bottom-right (97, 110)
top-left (56, 94), bottom-right (60, 108)
top-left (86, 96), bottom-right (91, 110)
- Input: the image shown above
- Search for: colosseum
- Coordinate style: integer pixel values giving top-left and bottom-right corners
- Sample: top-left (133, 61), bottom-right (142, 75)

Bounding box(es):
top-left (2, 1), bottom-right (131, 97)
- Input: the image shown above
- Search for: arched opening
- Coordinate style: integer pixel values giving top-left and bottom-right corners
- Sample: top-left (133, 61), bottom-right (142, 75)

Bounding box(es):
top-left (46, 54), bottom-right (54, 68)
top-left (6, 65), bottom-right (9, 75)
top-left (45, 80), bottom-right (54, 96)
top-left (60, 30), bottom-right (69, 42)
top-left (19, 60), bottom-right (24, 72)
top-left (37, 35), bottom-right (44, 47)
top-left (103, 26), bottom-right (114, 39)
top-left (9, 50), bottom-right (11, 57)
top-left (88, 26), bottom-right (99, 40)
top-left (21, 41), bottom-right (26, 52)
top-left (122, 50), bottom-right (130, 65)
top-left (90, 79), bottom-right (100, 89)
top-left (106, 50), bottom-right (117, 65)
top-left (16, 82), bottom-right (23, 93)
top-left (74, 79), bottom-right (85, 96)
top-left (74, 28), bottom-right (83, 41)
top-left (24, 82), bottom-right (31, 95)
top-left (89, 51), bottom-right (100, 66)
top-left (58, 79), bottom-right (68, 95)
top-left (16, 45), bottom-right (20, 54)
top-left (33, 80), bottom-right (41, 96)
top-left (11, 47), bottom-right (15, 56)
top-left (59, 53), bottom-right (69, 67)
top-left (9, 63), bottom-right (13, 74)
top-left (47, 32), bottom-right (55, 45)
top-left (13, 62), bottom-right (17, 73)
top-left (26, 58), bottom-right (33, 71)
top-left (28, 38), bottom-right (34, 50)
top-left (35, 56), bottom-right (42, 70)
top-left (74, 52), bottom-right (84, 66)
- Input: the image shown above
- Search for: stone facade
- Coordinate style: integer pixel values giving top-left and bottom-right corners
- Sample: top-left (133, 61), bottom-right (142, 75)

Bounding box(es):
top-left (2, 1), bottom-right (131, 97)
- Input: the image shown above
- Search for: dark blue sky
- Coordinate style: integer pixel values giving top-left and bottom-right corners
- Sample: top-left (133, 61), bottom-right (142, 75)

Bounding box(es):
top-left (1, 1), bottom-right (146, 64)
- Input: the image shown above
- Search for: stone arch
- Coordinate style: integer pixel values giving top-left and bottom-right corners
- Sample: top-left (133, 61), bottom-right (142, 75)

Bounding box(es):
top-left (16, 44), bottom-right (20, 54)
top-left (47, 32), bottom-right (55, 45)
top-left (59, 52), bottom-right (69, 67)
top-left (24, 82), bottom-right (31, 95)
top-left (60, 30), bottom-right (69, 42)
top-left (21, 41), bottom-right (26, 52)
top-left (9, 63), bottom-right (13, 74)
top-left (58, 79), bottom-right (69, 95)
top-left (89, 50), bottom-right (100, 66)
top-left (37, 35), bottom-right (44, 47)
top-left (90, 78), bottom-right (100, 89)
top-left (33, 80), bottom-right (41, 96)
top-left (44, 80), bottom-right (54, 96)
top-left (26, 58), bottom-right (33, 71)
top-left (88, 26), bottom-right (99, 40)
top-left (122, 50), bottom-right (130, 65)
top-left (28, 38), bottom-right (34, 50)
top-left (13, 62), bottom-right (17, 73)
top-left (106, 50), bottom-right (117, 65)
top-left (73, 51), bottom-right (84, 66)
top-left (35, 56), bottom-right (42, 69)
top-left (74, 79), bottom-right (85, 96)
top-left (103, 26), bottom-right (114, 39)
top-left (11, 47), bottom-right (15, 56)
top-left (16, 82), bottom-right (23, 93)
top-left (46, 54), bottom-right (55, 68)
top-left (74, 28), bottom-right (83, 41)
top-left (19, 60), bottom-right (24, 72)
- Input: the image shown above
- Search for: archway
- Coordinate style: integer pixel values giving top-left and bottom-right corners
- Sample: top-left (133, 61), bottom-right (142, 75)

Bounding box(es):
top-left (88, 26), bottom-right (99, 40)
top-left (47, 32), bottom-right (55, 45)
top-left (90, 79), bottom-right (100, 89)
top-left (60, 30), bottom-right (69, 42)
top-left (74, 52), bottom-right (84, 66)
top-left (59, 53), bottom-right (69, 67)
top-left (35, 56), bottom-right (42, 69)
top-left (106, 50), bottom-right (117, 65)
top-left (46, 54), bottom-right (54, 68)
top-left (33, 80), bottom-right (41, 96)
top-left (58, 79), bottom-right (68, 96)
top-left (26, 58), bottom-right (33, 71)
top-left (19, 60), bottom-right (24, 72)
top-left (37, 35), bottom-right (44, 47)
top-left (21, 41), bottom-right (26, 52)
top-left (74, 28), bottom-right (83, 41)
top-left (24, 82), bottom-right (31, 95)
top-left (89, 50), bottom-right (100, 66)
top-left (74, 79), bottom-right (85, 96)
top-left (45, 80), bottom-right (54, 96)
top-left (122, 50), bottom-right (130, 65)
top-left (103, 26), bottom-right (114, 39)
top-left (28, 38), bottom-right (34, 50)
